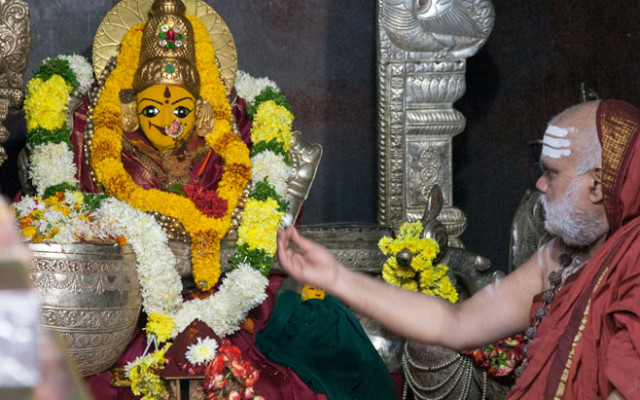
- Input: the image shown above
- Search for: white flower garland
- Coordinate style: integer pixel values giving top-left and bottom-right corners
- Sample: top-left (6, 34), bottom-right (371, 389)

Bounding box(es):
top-left (97, 198), bottom-right (269, 338)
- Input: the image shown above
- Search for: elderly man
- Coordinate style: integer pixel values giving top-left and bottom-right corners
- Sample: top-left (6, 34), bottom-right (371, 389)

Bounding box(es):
top-left (277, 99), bottom-right (640, 399)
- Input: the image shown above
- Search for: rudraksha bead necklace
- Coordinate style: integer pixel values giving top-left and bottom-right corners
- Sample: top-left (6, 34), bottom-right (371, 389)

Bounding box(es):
top-left (514, 251), bottom-right (586, 378)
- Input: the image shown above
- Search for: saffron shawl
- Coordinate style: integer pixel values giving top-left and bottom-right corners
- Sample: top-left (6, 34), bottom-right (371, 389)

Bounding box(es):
top-left (508, 99), bottom-right (640, 399)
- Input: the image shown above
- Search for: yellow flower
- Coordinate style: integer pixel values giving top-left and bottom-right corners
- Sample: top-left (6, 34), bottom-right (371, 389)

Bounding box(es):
top-left (378, 220), bottom-right (457, 303)
top-left (22, 226), bottom-right (37, 238)
top-left (237, 198), bottom-right (283, 256)
top-left (144, 312), bottom-right (176, 344)
top-left (252, 100), bottom-right (294, 150)
top-left (127, 343), bottom-right (171, 400)
top-left (24, 75), bottom-right (73, 131)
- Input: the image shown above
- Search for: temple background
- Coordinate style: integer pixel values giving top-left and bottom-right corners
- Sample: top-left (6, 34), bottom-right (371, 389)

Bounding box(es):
top-left (1, 0), bottom-right (639, 273)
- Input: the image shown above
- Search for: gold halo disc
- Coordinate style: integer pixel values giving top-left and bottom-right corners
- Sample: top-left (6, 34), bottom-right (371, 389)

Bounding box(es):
top-left (92, 0), bottom-right (237, 94)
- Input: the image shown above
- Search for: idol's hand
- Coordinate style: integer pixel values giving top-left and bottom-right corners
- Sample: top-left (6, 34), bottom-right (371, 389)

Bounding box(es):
top-left (277, 227), bottom-right (342, 291)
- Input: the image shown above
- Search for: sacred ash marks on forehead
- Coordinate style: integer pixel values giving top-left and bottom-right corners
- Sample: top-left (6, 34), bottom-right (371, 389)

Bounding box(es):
top-left (542, 124), bottom-right (573, 159)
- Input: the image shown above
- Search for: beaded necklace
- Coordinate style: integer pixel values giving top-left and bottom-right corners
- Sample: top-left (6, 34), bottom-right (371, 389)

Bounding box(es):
top-left (514, 249), bottom-right (588, 377)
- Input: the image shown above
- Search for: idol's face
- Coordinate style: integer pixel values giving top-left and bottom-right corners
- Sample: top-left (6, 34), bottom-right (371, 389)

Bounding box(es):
top-left (136, 85), bottom-right (196, 152)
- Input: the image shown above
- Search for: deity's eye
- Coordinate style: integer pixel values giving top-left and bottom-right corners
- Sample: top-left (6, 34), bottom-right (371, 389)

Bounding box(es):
top-left (173, 106), bottom-right (192, 119)
top-left (140, 105), bottom-right (160, 118)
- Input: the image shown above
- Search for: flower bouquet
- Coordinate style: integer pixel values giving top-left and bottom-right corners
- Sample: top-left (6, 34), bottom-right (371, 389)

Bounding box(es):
top-left (200, 339), bottom-right (263, 400)
top-left (463, 334), bottom-right (526, 381)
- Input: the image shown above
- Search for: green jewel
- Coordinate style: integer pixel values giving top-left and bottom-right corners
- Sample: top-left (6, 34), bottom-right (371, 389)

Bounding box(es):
top-left (164, 64), bottom-right (175, 73)
top-left (167, 43), bottom-right (175, 50)
top-left (158, 32), bottom-right (165, 39)
top-left (177, 34), bottom-right (183, 40)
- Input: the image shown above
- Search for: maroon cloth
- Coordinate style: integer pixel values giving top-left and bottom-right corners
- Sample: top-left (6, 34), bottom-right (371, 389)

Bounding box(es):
top-left (508, 99), bottom-right (640, 399)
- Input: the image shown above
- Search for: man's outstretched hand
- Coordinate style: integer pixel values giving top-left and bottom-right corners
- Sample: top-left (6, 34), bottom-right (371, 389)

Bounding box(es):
top-left (276, 227), bottom-right (342, 292)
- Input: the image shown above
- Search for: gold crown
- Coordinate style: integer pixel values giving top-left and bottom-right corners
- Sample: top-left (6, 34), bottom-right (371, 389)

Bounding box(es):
top-left (133, 0), bottom-right (200, 96)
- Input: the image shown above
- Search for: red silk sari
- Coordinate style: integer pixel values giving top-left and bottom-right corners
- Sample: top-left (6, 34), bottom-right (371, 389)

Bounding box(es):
top-left (508, 99), bottom-right (640, 399)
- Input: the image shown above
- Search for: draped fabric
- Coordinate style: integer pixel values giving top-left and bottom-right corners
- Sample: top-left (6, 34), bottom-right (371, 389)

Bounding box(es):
top-left (507, 99), bottom-right (640, 399)
top-left (255, 290), bottom-right (396, 400)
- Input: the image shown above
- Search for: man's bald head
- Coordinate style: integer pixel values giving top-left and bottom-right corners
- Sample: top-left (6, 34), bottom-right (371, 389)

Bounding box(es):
top-left (546, 101), bottom-right (602, 175)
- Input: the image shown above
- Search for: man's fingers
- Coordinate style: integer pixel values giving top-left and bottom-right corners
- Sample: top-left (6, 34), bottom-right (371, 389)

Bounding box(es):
top-left (289, 227), bottom-right (318, 253)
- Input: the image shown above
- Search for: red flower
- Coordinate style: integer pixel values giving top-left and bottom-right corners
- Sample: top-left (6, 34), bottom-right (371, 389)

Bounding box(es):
top-left (244, 370), bottom-right (260, 387)
top-left (182, 182), bottom-right (228, 218)
top-left (218, 340), bottom-right (242, 360)
top-left (243, 387), bottom-right (255, 399)
top-left (200, 339), bottom-right (262, 399)
top-left (205, 355), bottom-right (225, 376)
top-left (229, 359), bottom-right (253, 379)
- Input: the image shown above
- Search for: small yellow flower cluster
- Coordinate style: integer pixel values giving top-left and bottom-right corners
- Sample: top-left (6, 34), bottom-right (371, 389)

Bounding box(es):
top-left (237, 198), bottom-right (283, 257)
top-left (251, 100), bottom-right (294, 151)
top-left (127, 343), bottom-right (172, 400)
top-left (379, 221), bottom-right (458, 303)
top-left (144, 312), bottom-right (176, 344)
top-left (23, 75), bottom-right (73, 131)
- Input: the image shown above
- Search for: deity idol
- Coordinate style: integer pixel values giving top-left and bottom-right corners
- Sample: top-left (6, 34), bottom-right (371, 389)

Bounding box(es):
top-left (87, 0), bottom-right (254, 291)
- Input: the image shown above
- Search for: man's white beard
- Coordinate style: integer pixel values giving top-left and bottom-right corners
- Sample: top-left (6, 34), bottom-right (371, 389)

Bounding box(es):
top-left (540, 177), bottom-right (606, 247)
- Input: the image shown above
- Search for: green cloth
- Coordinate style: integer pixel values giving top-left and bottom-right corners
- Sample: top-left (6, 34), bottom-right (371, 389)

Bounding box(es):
top-left (256, 290), bottom-right (395, 400)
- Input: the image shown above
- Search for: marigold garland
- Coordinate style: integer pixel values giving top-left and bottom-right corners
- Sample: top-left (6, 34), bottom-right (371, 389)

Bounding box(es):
top-left (90, 18), bottom-right (251, 291)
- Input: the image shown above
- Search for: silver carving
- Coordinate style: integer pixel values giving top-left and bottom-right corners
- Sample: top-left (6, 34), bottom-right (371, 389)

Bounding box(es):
top-left (377, 0), bottom-right (494, 245)
top-left (508, 189), bottom-right (552, 273)
top-left (286, 131), bottom-right (323, 224)
top-left (0, 0), bottom-right (30, 167)
top-left (380, 0), bottom-right (494, 59)
top-left (403, 341), bottom-right (509, 400)
top-left (172, 224), bottom-right (392, 277)
top-left (28, 243), bottom-right (142, 376)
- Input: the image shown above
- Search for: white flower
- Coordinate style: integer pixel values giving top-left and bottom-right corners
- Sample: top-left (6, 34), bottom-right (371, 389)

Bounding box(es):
top-left (58, 54), bottom-right (94, 96)
top-left (185, 337), bottom-right (218, 365)
top-left (12, 196), bottom-right (40, 217)
top-left (251, 150), bottom-right (294, 197)
top-left (29, 142), bottom-right (78, 195)
top-left (235, 70), bottom-right (280, 104)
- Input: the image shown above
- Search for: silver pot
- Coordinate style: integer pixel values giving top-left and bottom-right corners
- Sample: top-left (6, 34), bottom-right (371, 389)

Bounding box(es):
top-left (28, 243), bottom-right (141, 376)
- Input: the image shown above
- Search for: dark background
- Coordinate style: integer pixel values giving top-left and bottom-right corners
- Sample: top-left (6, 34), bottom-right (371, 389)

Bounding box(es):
top-left (2, 0), bottom-right (639, 273)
